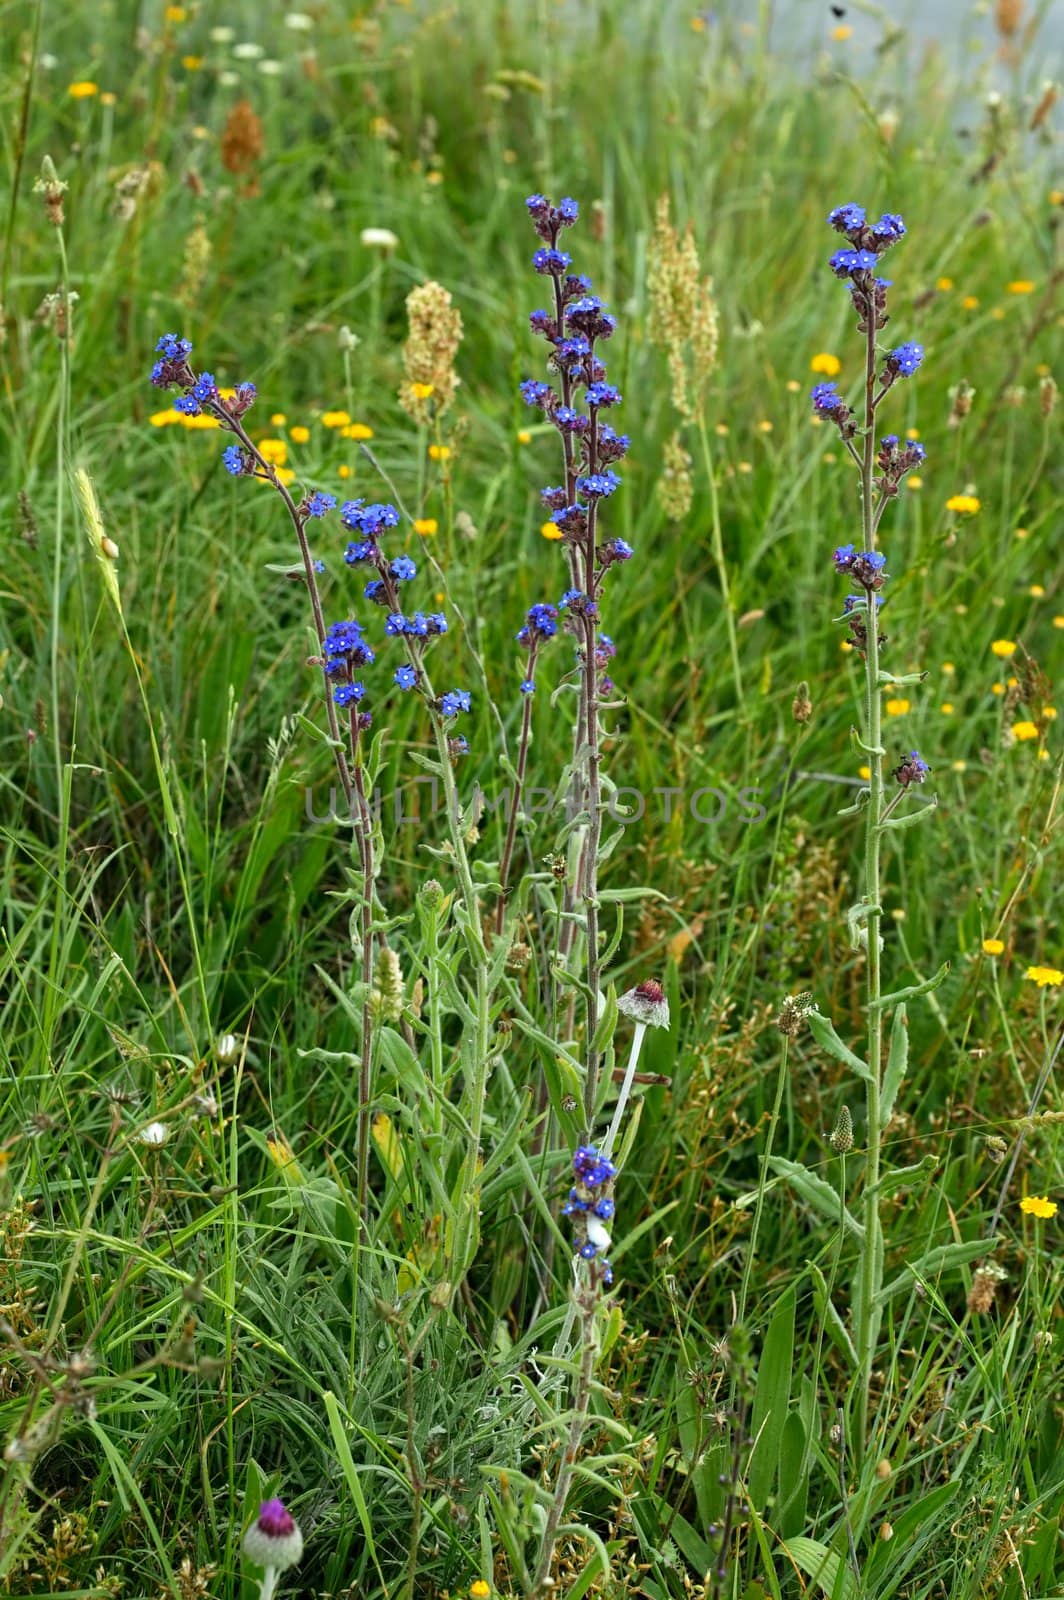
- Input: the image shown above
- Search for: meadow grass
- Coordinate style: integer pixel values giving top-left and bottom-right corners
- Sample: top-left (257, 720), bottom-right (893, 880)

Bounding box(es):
top-left (1, 2), bottom-right (1062, 1597)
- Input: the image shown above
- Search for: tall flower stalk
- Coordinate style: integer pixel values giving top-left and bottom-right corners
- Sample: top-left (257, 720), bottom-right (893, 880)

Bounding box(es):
top-left (812, 204), bottom-right (937, 1453)
top-left (520, 195), bottom-right (632, 1126)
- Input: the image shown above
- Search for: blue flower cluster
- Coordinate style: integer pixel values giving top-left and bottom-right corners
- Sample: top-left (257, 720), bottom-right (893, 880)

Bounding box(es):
top-left (513, 602), bottom-right (559, 695)
top-left (876, 434), bottom-right (927, 496)
top-left (561, 1144), bottom-right (616, 1283)
top-left (824, 204), bottom-right (910, 335)
top-left (517, 193), bottom-right (633, 699)
top-left (810, 379), bottom-right (857, 439)
top-left (833, 544), bottom-right (888, 590)
top-left (893, 750), bottom-right (931, 787)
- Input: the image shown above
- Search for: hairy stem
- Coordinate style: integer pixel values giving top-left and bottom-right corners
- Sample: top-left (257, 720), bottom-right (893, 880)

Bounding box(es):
top-left (530, 1289), bottom-right (598, 1597)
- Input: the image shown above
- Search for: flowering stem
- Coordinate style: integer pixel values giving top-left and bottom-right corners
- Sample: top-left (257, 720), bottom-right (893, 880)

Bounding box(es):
top-left (530, 1285), bottom-right (598, 1597)
top-left (495, 646), bottom-right (537, 935)
top-left (697, 411), bottom-right (744, 710)
top-left (855, 308), bottom-right (885, 1457)
top-left (737, 1035), bottom-right (789, 1328)
top-left (601, 1021), bottom-right (646, 1160)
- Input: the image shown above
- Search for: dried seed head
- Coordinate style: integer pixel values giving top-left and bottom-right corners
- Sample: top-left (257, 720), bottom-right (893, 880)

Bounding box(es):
top-left (648, 194), bottom-right (718, 420)
top-left (875, 1458), bottom-right (892, 1481)
top-left (657, 430), bottom-right (694, 521)
top-left (829, 1104), bottom-right (854, 1154)
top-left (776, 991), bottom-right (814, 1037)
top-left (792, 681), bottom-right (813, 724)
top-left (947, 379), bottom-right (975, 428)
top-left (398, 280), bottom-right (463, 424)
top-left (1039, 373), bottom-right (1058, 417)
top-left (220, 100), bottom-right (264, 179)
top-left (967, 1261), bottom-right (1008, 1315)
top-left (983, 1134), bottom-right (1008, 1165)
top-left (34, 156), bottom-right (68, 226)
top-left (374, 946), bottom-right (405, 1022)
top-left (994, 0), bottom-right (1023, 37)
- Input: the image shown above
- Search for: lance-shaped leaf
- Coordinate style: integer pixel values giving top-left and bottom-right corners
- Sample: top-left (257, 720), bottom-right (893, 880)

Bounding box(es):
top-left (806, 1009), bottom-right (873, 1081)
top-left (881, 1003), bottom-right (908, 1123)
top-left (767, 1157), bottom-right (864, 1239)
top-left (871, 960), bottom-right (950, 1012)
top-left (878, 795), bottom-right (938, 833)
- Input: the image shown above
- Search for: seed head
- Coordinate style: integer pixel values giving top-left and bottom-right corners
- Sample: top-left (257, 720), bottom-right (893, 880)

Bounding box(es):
top-left (829, 1105), bottom-right (854, 1154)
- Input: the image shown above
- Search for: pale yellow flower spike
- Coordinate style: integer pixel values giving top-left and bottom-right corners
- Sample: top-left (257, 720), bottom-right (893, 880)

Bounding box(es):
top-left (75, 467), bottom-right (122, 614)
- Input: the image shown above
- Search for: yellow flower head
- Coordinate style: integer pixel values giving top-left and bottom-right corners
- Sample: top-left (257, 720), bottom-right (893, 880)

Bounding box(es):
top-left (982, 938), bottom-right (1005, 955)
top-left (946, 494), bottom-right (981, 514)
top-left (181, 55), bottom-right (204, 70)
top-left (275, 466), bottom-right (296, 486)
top-left (338, 464), bottom-right (352, 479)
top-left (991, 639), bottom-right (1016, 658)
top-left (68, 81), bottom-right (99, 98)
top-left (258, 438), bottom-right (288, 465)
top-left (428, 444), bottom-right (451, 462)
top-left (517, 429), bottom-right (532, 444)
top-left (289, 425), bottom-right (310, 444)
top-left (1026, 965), bottom-right (1063, 987)
top-left (320, 410), bottom-right (351, 429)
top-left (810, 352), bottom-right (841, 377)
top-left (470, 1585), bottom-right (491, 1600)
top-left (270, 412), bottom-right (287, 427)
top-left (858, 764), bottom-right (871, 781)
top-left (340, 422), bottom-right (374, 441)
top-left (831, 23), bottom-right (853, 39)
top-left (962, 295), bottom-right (979, 310)
top-left (541, 520), bottom-right (562, 541)
top-left (906, 476), bottom-right (923, 490)
top-left (179, 412), bottom-right (220, 430)
top-left (165, 4), bottom-right (187, 18)
top-left (940, 702), bottom-right (954, 714)
top-left (1006, 280), bottom-right (1035, 295)
top-left (149, 409), bottom-right (180, 427)
top-left (885, 697), bottom-right (911, 716)
top-left (414, 518), bottom-right (438, 536)
top-left (412, 382), bottom-right (435, 400)
top-left (1019, 1195), bottom-right (1058, 1219)
top-left (936, 277), bottom-right (954, 291)
top-left (1011, 721), bottom-right (1039, 741)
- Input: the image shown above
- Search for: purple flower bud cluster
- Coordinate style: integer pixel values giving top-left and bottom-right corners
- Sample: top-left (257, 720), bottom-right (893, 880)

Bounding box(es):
top-left (876, 434), bottom-right (926, 497)
top-left (893, 750), bottom-right (930, 787)
top-left (562, 1144), bottom-right (616, 1283)
top-left (517, 194), bottom-right (632, 697)
top-left (826, 204), bottom-right (910, 335)
top-left (810, 380), bottom-right (857, 440)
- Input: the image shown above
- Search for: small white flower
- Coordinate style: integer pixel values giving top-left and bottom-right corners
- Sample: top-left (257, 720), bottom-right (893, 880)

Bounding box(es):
top-left (257, 59), bottom-right (283, 76)
top-left (284, 11), bottom-right (314, 28)
top-left (209, 26), bottom-right (236, 43)
top-left (243, 1499), bottom-right (303, 1572)
top-left (616, 979), bottom-right (670, 1030)
top-left (360, 227), bottom-right (399, 250)
top-left (139, 1121), bottom-right (169, 1147)
top-left (232, 41), bottom-right (265, 59)
top-left (218, 71), bottom-right (240, 87)
top-left (585, 1215), bottom-right (611, 1254)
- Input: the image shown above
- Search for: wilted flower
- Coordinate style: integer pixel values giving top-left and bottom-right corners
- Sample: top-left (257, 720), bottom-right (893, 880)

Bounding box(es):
top-left (242, 1498), bottom-right (304, 1574)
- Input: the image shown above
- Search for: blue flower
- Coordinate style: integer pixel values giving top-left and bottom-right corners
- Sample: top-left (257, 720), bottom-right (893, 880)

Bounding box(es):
top-left (192, 372), bottom-right (217, 404)
top-left (887, 341), bottom-right (924, 378)
top-left (306, 491), bottom-right (336, 518)
top-left (576, 471), bottom-right (620, 499)
top-left (520, 679), bottom-right (535, 694)
top-left (872, 213), bottom-right (906, 245)
top-left (593, 1197), bottom-right (615, 1220)
top-left (811, 381), bottom-right (844, 415)
top-left (843, 593), bottom-right (884, 613)
top-left (394, 665), bottom-right (418, 691)
top-left (345, 540), bottom-right (375, 565)
top-left (438, 689), bottom-right (472, 717)
top-left (828, 202), bottom-right (866, 233)
top-left (554, 504), bottom-right (588, 533)
top-left (529, 310), bottom-right (555, 337)
top-left (173, 394), bottom-right (201, 416)
top-left (333, 682), bottom-right (364, 707)
top-left (223, 444), bottom-right (248, 475)
top-left (894, 750), bottom-right (930, 787)
top-left (597, 424), bottom-right (630, 461)
top-left (427, 612), bottom-right (448, 634)
top-left (541, 485), bottom-right (568, 511)
top-left (586, 381), bottom-right (621, 408)
top-left (533, 247), bottom-right (572, 275)
top-left (520, 379), bottom-right (553, 409)
top-left (554, 407), bottom-right (589, 435)
top-left (554, 336), bottom-right (591, 371)
top-left (829, 247), bottom-right (877, 278)
top-left (364, 580), bottom-right (386, 604)
top-left (601, 538), bottom-right (634, 564)
top-left (314, 559), bottom-right (326, 573)
top-left (558, 197), bottom-right (579, 224)
top-left (155, 333), bottom-right (192, 361)
top-left (385, 613), bottom-right (409, 635)
top-left (573, 1144), bottom-right (616, 1188)
top-left (233, 381), bottom-right (257, 410)
top-left (565, 296), bottom-right (616, 339)
top-left (516, 602), bottom-right (559, 645)
top-left (390, 555), bottom-right (416, 582)
top-left (559, 588), bottom-right (584, 609)
top-left (525, 193), bottom-right (549, 216)
top-left (341, 500), bottom-right (400, 537)
top-left (448, 734), bottom-right (469, 757)
top-left (325, 619), bottom-right (375, 668)
top-left (340, 498), bottom-right (366, 528)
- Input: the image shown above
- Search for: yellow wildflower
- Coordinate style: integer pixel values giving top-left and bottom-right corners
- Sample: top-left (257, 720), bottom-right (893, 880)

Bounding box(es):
top-left (1025, 966), bottom-right (1063, 987)
top-left (1029, 584), bottom-right (1045, 597)
top-left (517, 429), bottom-right (532, 444)
top-left (270, 412), bottom-right (287, 427)
top-left (1006, 280), bottom-right (1035, 294)
top-left (1011, 721), bottom-right (1039, 741)
top-left (338, 464), bottom-right (352, 479)
top-left (340, 422), bottom-right (374, 440)
top-left (100, 92), bottom-right (117, 105)
top-left (179, 413), bottom-right (220, 430)
top-left (1019, 1195), bottom-right (1058, 1219)
top-left (165, 4), bottom-right (187, 18)
top-left (982, 938), bottom-right (1005, 955)
top-left (991, 639), bottom-right (1016, 657)
top-left (907, 476), bottom-right (923, 490)
top-left (757, 419), bottom-right (773, 432)
top-left (68, 81), bottom-right (99, 98)
top-left (470, 1585), bottom-right (491, 1599)
top-left (149, 409), bottom-right (179, 427)
top-left (885, 698), bottom-right (911, 716)
top-left (942, 661), bottom-right (956, 674)
top-left (831, 23), bottom-right (853, 39)
top-left (258, 438), bottom-right (288, 465)
top-left (321, 410), bottom-right (351, 429)
top-left (991, 682), bottom-right (1005, 696)
top-left (858, 764), bottom-right (871, 781)
top-left (275, 466), bottom-right (295, 485)
top-left (1054, 616), bottom-right (1064, 629)
top-left (289, 425), bottom-right (310, 444)
top-left (412, 382), bottom-right (435, 400)
top-left (906, 427), bottom-right (920, 440)
top-left (181, 55), bottom-right (204, 70)
top-left (936, 277), bottom-right (953, 291)
top-left (786, 379), bottom-right (801, 392)
top-left (946, 494), bottom-right (981, 514)
top-left (428, 444), bottom-right (451, 462)
top-left (810, 352), bottom-right (841, 377)
top-left (541, 520), bottom-right (562, 541)
top-left (941, 702), bottom-right (954, 714)
top-left (414, 518), bottom-right (438, 536)
top-left (962, 295), bottom-right (979, 310)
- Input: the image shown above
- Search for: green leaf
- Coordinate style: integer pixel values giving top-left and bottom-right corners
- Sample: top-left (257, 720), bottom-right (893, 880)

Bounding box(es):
top-left (878, 795), bottom-right (938, 832)
top-left (871, 961), bottom-right (950, 1011)
top-left (809, 1262), bottom-right (857, 1367)
top-left (877, 669), bottom-right (928, 686)
top-left (806, 1010), bottom-right (872, 1081)
top-left (872, 1153), bottom-right (936, 1196)
top-left (878, 1237), bottom-right (995, 1304)
top-left (765, 1158), bottom-right (863, 1240)
top-left (881, 1003), bottom-right (908, 1122)
top-left (748, 1290), bottom-right (795, 1511)
top-left (780, 1536), bottom-right (858, 1600)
